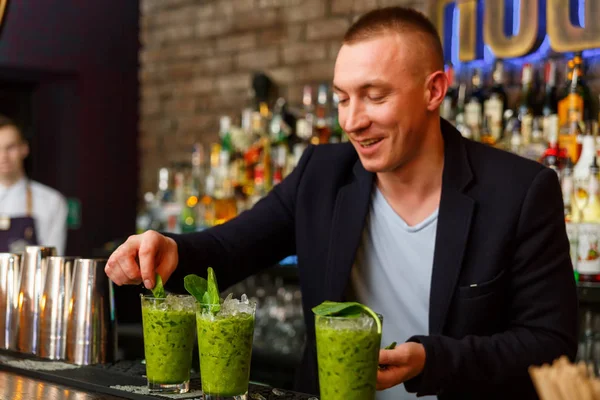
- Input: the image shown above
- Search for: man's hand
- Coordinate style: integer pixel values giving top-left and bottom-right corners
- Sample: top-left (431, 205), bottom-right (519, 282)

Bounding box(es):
top-left (377, 342), bottom-right (426, 390)
top-left (104, 230), bottom-right (178, 289)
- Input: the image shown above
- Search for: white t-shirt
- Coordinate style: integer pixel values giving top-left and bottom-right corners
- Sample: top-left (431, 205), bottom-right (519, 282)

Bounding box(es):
top-left (0, 177), bottom-right (68, 255)
top-left (351, 186), bottom-right (438, 400)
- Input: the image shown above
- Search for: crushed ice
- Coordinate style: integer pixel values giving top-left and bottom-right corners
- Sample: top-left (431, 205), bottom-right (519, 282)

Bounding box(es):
top-left (152, 294), bottom-right (196, 312)
top-left (218, 293), bottom-right (256, 317)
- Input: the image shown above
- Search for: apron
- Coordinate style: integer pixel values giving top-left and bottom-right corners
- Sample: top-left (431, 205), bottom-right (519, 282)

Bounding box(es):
top-left (0, 184), bottom-right (39, 252)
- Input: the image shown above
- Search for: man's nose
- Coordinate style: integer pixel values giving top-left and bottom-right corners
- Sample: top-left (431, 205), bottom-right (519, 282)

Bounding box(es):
top-left (342, 100), bottom-right (370, 134)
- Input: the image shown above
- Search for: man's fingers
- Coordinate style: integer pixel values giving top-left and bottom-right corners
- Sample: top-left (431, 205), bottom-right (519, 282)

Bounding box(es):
top-left (105, 261), bottom-right (130, 286)
top-left (377, 367), bottom-right (402, 390)
top-left (377, 365), bottom-right (413, 390)
top-left (116, 255), bottom-right (142, 284)
top-left (106, 235), bottom-right (143, 286)
top-left (138, 231), bottom-right (162, 289)
top-left (378, 349), bottom-right (396, 366)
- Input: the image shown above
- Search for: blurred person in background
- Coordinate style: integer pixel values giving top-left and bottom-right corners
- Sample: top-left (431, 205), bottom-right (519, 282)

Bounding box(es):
top-left (0, 115), bottom-right (68, 254)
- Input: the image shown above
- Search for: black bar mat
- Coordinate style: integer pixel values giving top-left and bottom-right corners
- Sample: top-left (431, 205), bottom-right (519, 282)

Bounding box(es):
top-left (0, 350), bottom-right (317, 400)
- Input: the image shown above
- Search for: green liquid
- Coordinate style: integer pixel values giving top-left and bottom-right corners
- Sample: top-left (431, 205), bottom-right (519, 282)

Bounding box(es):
top-left (141, 305), bottom-right (196, 384)
top-left (197, 311), bottom-right (255, 396)
top-left (316, 317), bottom-right (381, 400)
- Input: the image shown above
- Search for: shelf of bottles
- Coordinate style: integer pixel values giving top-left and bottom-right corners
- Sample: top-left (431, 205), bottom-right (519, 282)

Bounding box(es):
top-left (136, 74), bottom-right (345, 247)
top-left (137, 51), bottom-right (600, 283)
top-left (443, 52), bottom-right (600, 284)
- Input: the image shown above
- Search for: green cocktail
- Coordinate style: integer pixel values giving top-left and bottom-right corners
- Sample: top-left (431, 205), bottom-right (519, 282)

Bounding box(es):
top-left (196, 298), bottom-right (256, 400)
top-left (141, 294), bottom-right (196, 393)
top-left (315, 314), bottom-right (382, 400)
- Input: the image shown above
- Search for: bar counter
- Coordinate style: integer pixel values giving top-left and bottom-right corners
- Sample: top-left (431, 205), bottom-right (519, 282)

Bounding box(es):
top-left (0, 350), bottom-right (316, 400)
top-left (0, 369), bottom-right (121, 400)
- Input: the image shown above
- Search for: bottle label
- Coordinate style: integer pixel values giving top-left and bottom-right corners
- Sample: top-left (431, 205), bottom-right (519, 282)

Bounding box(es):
top-left (521, 114), bottom-right (533, 145)
top-left (558, 93), bottom-right (584, 127)
top-left (577, 223), bottom-right (600, 274)
top-left (559, 134), bottom-right (579, 163)
top-left (465, 101), bottom-right (482, 132)
top-left (296, 118), bottom-right (312, 140)
top-left (484, 97), bottom-right (504, 141)
top-left (566, 222), bottom-right (578, 270)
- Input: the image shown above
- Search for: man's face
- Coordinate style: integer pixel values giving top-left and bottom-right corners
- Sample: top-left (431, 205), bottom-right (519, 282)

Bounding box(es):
top-left (0, 126), bottom-right (28, 179)
top-left (333, 34), bottom-right (431, 173)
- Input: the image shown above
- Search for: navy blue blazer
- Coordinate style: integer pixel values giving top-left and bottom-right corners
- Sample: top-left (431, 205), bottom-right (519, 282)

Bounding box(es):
top-left (167, 119), bottom-right (578, 399)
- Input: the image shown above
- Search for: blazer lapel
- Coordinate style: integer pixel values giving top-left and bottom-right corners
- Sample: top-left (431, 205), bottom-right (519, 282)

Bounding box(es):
top-left (429, 120), bottom-right (475, 335)
top-left (325, 161), bottom-right (374, 301)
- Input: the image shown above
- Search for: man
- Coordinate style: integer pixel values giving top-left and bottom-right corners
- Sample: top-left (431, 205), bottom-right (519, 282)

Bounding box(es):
top-left (0, 115), bottom-right (68, 254)
top-left (106, 7), bottom-right (578, 399)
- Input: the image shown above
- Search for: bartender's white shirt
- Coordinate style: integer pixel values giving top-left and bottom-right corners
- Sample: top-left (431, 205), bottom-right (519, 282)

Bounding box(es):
top-left (0, 177), bottom-right (68, 255)
top-left (351, 186), bottom-right (438, 400)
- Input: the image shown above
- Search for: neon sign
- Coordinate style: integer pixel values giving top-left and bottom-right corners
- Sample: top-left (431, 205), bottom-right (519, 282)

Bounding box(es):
top-left (431, 0), bottom-right (600, 65)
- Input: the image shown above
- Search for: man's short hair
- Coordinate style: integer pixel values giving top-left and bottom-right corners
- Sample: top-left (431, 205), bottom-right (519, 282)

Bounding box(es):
top-left (0, 114), bottom-right (24, 141)
top-left (343, 6), bottom-right (445, 72)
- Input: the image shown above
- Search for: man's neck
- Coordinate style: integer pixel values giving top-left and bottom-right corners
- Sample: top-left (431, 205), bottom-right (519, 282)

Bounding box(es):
top-left (0, 172), bottom-right (25, 188)
top-left (375, 121), bottom-right (445, 226)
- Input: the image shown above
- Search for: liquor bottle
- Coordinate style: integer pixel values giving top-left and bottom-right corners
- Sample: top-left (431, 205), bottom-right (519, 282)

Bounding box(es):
top-left (269, 98), bottom-right (292, 146)
top-left (296, 85), bottom-right (315, 147)
top-left (509, 118), bottom-right (523, 157)
top-left (562, 156), bottom-right (574, 221)
top-left (272, 144), bottom-right (287, 186)
top-left (455, 83), bottom-right (471, 138)
top-left (523, 117), bottom-right (546, 162)
top-left (241, 88), bottom-right (255, 135)
top-left (455, 111), bottom-right (472, 140)
top-left (484, 59), bottom-right (507, 144)
top-left (199, 174), bottom-right (216, 228)
top-left (559, 57), bottom-right (589, 162)
top-left (517, 63), bottom-right (535, 146)
top-left (219, 116), bottom-right (233, 155)
top-left (573, 52), bottom-right (594, 123)
top-left (314, 83), bottom-right (331, 144)
top-left (576, 156), bottom-right (600, 282)
top-left (480, 115), bottom-right (494, 146)
top-left (441, 62), bottom-right (458, 123)
top-left (562, 156), bottom-right (578, 279)
top-left (464, 68), bottom-right (485, 140)
top-left (330, 92), bottom-right (345, 143)
top-left (540, 115), bottom-right (568, 170)
top-left (213, 149), bottom-right (237, 225)
top-left (542, 60), bottom-right (558, 118)
top-left (542, 60), bottom-right (559, 141)
top-left (574, 128), bottom-right (596, 182)
top-left (541, 139), bottom-right (561, 174)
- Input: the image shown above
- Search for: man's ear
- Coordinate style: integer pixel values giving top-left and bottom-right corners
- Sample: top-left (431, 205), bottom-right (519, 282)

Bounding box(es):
top-left (425, 70), bottom-right (448, 112)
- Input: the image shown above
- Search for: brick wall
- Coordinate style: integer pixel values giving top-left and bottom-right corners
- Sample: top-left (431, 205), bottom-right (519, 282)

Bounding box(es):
top-left (138, 0), bottom-right (431, 195)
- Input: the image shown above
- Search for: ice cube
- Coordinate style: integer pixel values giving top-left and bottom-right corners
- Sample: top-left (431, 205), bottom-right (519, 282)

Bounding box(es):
top-left (162, 294), bottom-right (196, 312)
top-left (218, 293), bottom-right (255, 317)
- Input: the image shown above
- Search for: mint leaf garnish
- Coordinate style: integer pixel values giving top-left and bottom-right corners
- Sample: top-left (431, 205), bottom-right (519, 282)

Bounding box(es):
top-left (384, 342), bottom-right (397, 350)
top-left (312, 301), bottom-right (382, 334)
top-left (184, 274), bottom-right (208, 303)
top-left (151, 273), bottom-right (166, 298)
top-left (206, 267), bottom-right (220, 313)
